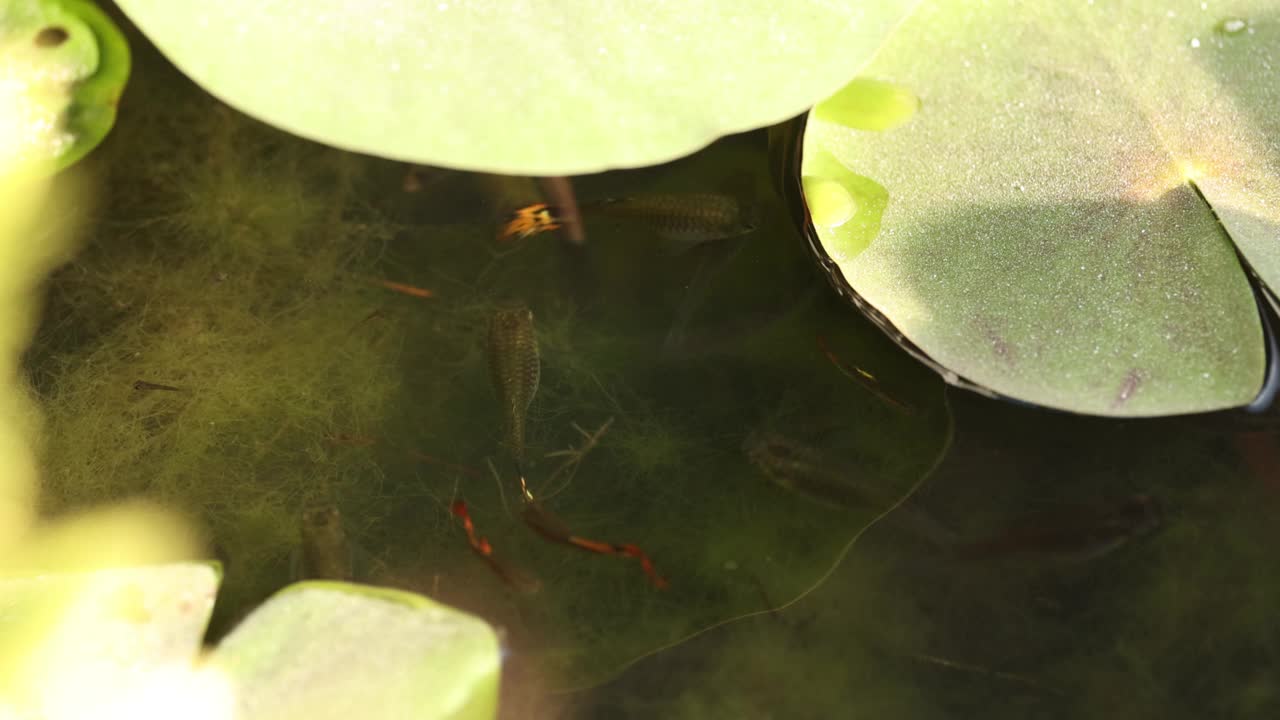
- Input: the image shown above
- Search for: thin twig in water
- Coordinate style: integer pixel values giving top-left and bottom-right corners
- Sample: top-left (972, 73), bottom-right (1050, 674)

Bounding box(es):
top-left (487, 457), bottom-right (515, 520)
top-left (907, 652), bottom-right (1064, 695)
top-left (539, 417), bottom-right (614, 500)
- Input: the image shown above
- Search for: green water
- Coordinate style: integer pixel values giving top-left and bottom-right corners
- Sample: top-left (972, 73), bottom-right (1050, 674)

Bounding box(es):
top-left (25, 19), bottom-right (1280, 720)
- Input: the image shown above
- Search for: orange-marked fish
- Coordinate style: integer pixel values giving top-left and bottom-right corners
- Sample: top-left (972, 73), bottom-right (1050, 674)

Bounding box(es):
top-left (375, 279), bottom-right (434, 299)
top-left (520, 500), bottom-right (668, 590)
top-left (451, 500), bottom-right (541, 593)
top-left (499, 203), bottom-right (563, 242)
top-left (499, 193), bottom-right (758, 247)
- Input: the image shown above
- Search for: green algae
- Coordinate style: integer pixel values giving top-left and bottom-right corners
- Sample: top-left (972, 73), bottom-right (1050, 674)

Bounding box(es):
top-left (28, 36), bottom-right (952, 693)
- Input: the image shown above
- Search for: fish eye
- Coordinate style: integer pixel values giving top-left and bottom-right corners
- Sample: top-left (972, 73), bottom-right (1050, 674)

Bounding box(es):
top-left (34, 26), bottom-right (69, 48)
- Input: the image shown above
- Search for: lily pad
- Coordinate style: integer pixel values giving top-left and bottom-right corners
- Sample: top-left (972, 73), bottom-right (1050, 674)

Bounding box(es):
top-left (0, 565), bottom-right (499, 719)
top-left (0, 0), bottom-right (131, 170)
top-left (801, 0), bottom-right (1280, 416)
top-left (211, 582), bottom-right (500, 720)
top-left (0, 563), bottom-right (220, 716)
top-left (111, 0), bottom-right (916, 174)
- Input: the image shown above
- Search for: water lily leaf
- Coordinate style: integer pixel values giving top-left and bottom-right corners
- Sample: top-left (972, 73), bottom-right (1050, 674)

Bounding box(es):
top-left (802, 0), bottom-right (1280, 416)
top-left (0, 0), bottom-right (131, 170)
top-left (111, 0), bottom-right (916, 174)
top-left (0, 563), bottom-right (221, 715)
top-left (211, 582), bottom-right (500, 720)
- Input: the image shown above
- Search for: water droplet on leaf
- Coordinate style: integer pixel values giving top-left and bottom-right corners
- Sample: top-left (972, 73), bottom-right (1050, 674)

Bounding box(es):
top-left (1216, 17), bottom-right (1248, 35)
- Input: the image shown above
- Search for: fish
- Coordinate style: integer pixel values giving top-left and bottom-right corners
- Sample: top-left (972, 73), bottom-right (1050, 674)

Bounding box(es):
top-left (953, 494), bottom-right (1164, 562)
top-left (133, 380), bottom-right (184, 392)
top-left (290, 505), bottom-right (359, 582)
top-left (450, 500), bottom-right (542, 594)
top-left (744, 431), bottom-right (880, 510)
top-left (743, 431), bottom-right (956, 543)
top-left (587, 193), bottom-right (759, 245)
top-left (487, 304), bottom-right (541, 472)
top-left (500, 192), bottom-right (759, 247)
top-left (499, 202), bottom-right (562, 242)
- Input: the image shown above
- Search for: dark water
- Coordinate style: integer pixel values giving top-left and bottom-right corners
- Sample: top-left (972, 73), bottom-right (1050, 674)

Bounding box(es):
top-left (25, 14), bottom-right (1280, 720)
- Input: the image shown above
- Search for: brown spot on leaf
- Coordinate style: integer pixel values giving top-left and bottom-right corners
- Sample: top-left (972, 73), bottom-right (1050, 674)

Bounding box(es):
top-left (973, 317), bottom-right (1016, 367)
top-left (1111, 368), bottom-right (1147, 409)
top-left (35, 26), bottom-right (69, 47)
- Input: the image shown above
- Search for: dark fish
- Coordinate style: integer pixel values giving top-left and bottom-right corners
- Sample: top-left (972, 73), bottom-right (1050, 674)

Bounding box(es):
top-left (292, 505), bottom-right (354, 581)
top-left (487, 305), bottom-right (540, 471)
top-left (586, 193), bottom-right (759, 245)
top-left (744, 431), bottom-right (955, 543)
top-left (955, 494), bottom-right (1164, 562)
top-left (133, 380), bottom-right (184, 392)
top-left (744, 431), bottom-right (878, 510)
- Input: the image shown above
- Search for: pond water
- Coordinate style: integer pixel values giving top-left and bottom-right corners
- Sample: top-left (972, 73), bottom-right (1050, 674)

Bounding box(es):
top-left (26, 25), bottom-right (1280, 720)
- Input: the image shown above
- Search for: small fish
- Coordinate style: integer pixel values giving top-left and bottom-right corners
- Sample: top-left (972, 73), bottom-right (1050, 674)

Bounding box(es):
top-left (521, 500), bottom-right (668, 589)
top-left (375, 278), bottom-right (434, 299)
top-left (291, 505), bottom-right (356, 581)
top-left (499, 203), bottom-right (562, 241)
top-left (588, 193), bottom-right (759, 245)
top-left (487, 305), bottom-right (541, 471)
top-left (500, 193), bottom-right (758, 246)
top-left (954, 494), bottom-right (1164, 562)
top-left (744, 431), bottom-right (955, 543)
top-left (133, 380), bottom-right (184, 392)
top-left (744, 431), bottom-right (878, 510)
top-left (450, 500), bottom-right (542, 594)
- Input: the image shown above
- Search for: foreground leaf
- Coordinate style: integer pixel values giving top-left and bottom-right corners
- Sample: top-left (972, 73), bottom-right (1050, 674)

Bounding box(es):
top-left (0, 563), bottom-right (222, 716)
top-left (211, 583), bottom-right (500, 720)
top-left (113, 0), bottom-right (916, 174)
top-left (0, 0), bottom-right (131, 170)
top-left (802, 0), bottom-right (1280, 416)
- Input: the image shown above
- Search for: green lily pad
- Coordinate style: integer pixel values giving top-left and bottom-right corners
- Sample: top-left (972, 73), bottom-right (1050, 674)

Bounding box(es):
top-left (211, 582), bottom-right (500, 720)
top-left (0, 563), bottom-right (498, 719)
top-left (0, 563), bottom-right (219, 714)
top-left (111, 0), bottom-right (916, 174)
top-left (801, 0), bottom-right (1280, 416)
top-left (0, 0), bottom-right (131, 170)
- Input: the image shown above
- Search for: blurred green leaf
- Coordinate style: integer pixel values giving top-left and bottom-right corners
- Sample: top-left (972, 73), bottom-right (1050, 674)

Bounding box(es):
top-left (0, 0), bottom-right (131, 170)
top-left (211, 582), bottom-right (500, 720)
top-left (0, 563), bottom-right (220, 715)
top-left (112, 0), bottom-right (917, 174)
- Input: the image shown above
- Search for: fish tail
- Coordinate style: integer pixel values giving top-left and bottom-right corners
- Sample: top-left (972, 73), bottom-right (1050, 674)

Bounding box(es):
top-left (499, 203), bottom-right (564, 241)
